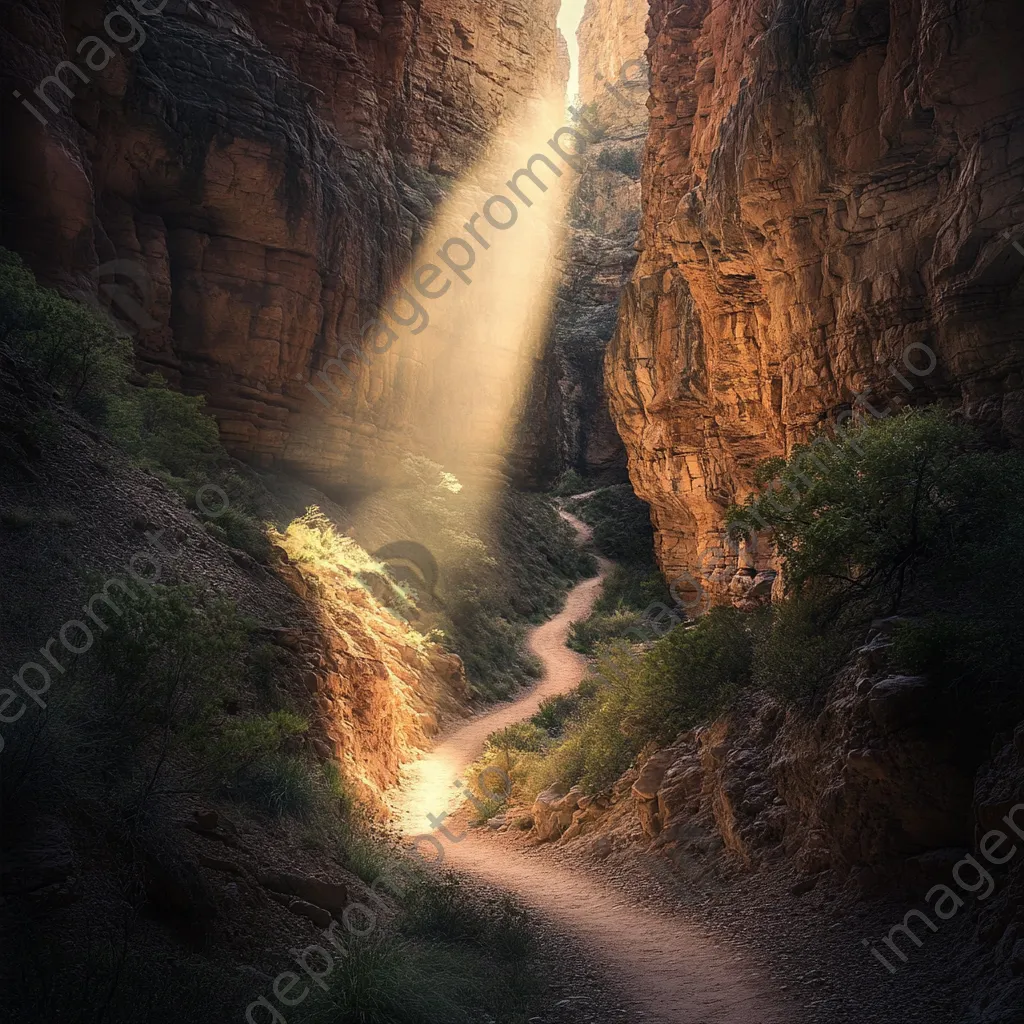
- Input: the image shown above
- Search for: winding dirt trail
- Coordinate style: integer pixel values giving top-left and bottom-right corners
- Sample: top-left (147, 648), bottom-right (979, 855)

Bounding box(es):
top-left (396, 510), bottom-right (795, 1024)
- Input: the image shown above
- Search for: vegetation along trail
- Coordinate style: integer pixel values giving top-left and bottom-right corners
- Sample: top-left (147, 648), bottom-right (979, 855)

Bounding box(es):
top-left (395, 509), bottom-right (795, 1024)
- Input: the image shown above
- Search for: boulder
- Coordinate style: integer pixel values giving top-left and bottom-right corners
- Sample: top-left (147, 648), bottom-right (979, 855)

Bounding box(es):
top-left (533, 786), bottom-right (581, 842)
top-left (867, 676), bottom-right (932, 731)
top-left (631, 749), bottom-right (678, 801)
top-left (658, 763), bottom-right (704, 823)
top-left (266, 891), bottom-right (333, 929)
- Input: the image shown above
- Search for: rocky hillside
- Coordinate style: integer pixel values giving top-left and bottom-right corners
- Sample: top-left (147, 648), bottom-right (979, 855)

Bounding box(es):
top-left (0, 342), bottom-right (469, 815)
top-left (606, 0), bottom-right (1024, 593)
top-left (531, 643), bottom-right (1024, 1023)
top-left (2, 0), bottom-right (564, 493)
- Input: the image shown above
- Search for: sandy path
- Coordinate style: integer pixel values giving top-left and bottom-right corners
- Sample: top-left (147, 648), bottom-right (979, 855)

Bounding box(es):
top-left (395, 509), bottom-right (795, 1024)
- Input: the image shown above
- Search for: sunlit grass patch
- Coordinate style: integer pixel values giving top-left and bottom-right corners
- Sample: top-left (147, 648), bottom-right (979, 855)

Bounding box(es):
top-left (279, 506), bottom-right (384, 576)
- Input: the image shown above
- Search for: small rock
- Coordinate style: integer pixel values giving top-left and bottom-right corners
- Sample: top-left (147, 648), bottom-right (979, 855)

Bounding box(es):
top-left (267, 891), bottom-right (332, 928)
top-left (259, 870), bottom-right (348, 914)
top-left (193, 809), bottom-right (220, 831)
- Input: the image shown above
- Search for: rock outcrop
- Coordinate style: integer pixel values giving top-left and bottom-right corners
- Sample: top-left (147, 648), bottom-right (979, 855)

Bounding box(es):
top-left (541, 666), bottom-right (1024, 1024)
top-left (606, 0), bottom-right (1024, 593)
top-left (0, 340), bottom-right (469, 817)
top-left (535, 628), bottom-right (977, 879)
top-left (2, 0), bottom-right (565, 492)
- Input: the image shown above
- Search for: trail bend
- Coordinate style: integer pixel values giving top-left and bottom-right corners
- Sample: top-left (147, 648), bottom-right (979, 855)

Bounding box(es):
top-left (395, 508), bottom-right (795, 1024)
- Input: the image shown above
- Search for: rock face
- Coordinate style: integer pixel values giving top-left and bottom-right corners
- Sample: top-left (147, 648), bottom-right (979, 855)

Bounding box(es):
top-left (530, 621), bottom-right (1024, 1021)
top-left (606, 0), bottom-right (1024, 592)
top-left (509, 0), bottom-right (647, 487)
top-left (1, 0), bottom-right (565, 492)
top-left (576, 0), bottom-right (648, 130)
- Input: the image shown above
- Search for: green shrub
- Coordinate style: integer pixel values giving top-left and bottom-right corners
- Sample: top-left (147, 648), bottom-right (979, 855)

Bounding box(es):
top-left (341, 830), bottom-right (394, 883)
top-left (1, 583), bottom-right (252, 823)
top-left (486, 722), bottom-right (548, 755)
top-left (729, 408), bottom-right (1024, 737)
top-left (568, 564), bottom-right (678, 653)
top-left (214, 710), bottom-right (307, 767)
top-left (567, 485), bottom-right (658, 564)
top-left (526, 728), bottom-right (589, 795)
top-left (728, 409), bottom-right (1023, 611)
top-left (596, 146), bottom-right (640, 176)
top-left (0, 249), bottom-right (232, 492)
top-left (108, 373), bottom-right (222, 480)
top-left (567, 608), bottom-right (649, 653)
top-left (301, 934), bottom-right (536, 1024)
top-left (627, 608), bottom-right (753, 743)
top-left (0, 248), bottom-right (133, 422)
top-left (551, 468), bottom-right (588, 496)
top-left (531, 611), bottom-right (755, 793)
top-left (749, 598), bottom-right (860, 703)
top-left (225, 754), bottom-right (321, 820)
top-left (530, 682), bottom-right (597, 735)
top-left (592, 564), bottom-right (671, 615)
top-left (216, 506), bottom-right (273, 562)
top-left (401, 872), bottom-right (487, 942)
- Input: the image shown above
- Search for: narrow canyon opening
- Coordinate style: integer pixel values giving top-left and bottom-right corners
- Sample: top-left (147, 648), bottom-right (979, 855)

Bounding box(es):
top-left (2, 1), bottom-right (1024, 1023)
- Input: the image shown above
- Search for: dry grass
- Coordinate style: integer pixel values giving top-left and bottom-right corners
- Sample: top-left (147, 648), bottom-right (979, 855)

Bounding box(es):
top-left (277, 506), bottom-right (385, 577)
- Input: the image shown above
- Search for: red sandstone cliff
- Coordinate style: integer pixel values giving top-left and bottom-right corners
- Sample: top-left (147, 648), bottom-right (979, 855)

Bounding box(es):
top-left (1, 0), bottom-right (564, 491)
top-left (577, 0), bottom-right (647, 129)
top-left (606, 0), bottom-right (1024, 595)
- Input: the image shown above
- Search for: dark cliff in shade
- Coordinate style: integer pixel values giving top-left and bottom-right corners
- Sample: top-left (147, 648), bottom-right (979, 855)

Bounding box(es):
top-left (508, 0), bottom-right (647, 488)
top-left (1, 0), bottom-right (565, 492)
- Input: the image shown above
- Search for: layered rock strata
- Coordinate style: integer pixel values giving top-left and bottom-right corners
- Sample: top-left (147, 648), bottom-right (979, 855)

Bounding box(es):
top-left (606, 0), bottom-right (1024, 593)
top-left (510, 0), bottom-right (648, 486)
top-left (1, 0), bottom-right (565, 492)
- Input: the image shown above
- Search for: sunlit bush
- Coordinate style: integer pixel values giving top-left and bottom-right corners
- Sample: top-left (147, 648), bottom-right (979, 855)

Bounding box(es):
top-left (281, 506), bottom-right (384, 575)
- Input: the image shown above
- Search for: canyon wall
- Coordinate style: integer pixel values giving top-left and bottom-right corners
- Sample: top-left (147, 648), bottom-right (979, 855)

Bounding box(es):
top-left (1, 0), bottom-right (565, 493)
top-left (577, 0), bottom-right (647, 129)
top-left (606, 0), bottom-right (1024, 593)
top-left (510, 0), bottom-right (648, 487)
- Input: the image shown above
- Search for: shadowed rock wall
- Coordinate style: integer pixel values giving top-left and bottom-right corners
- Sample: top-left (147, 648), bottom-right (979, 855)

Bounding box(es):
top-left (510, 0), bottom-right (647, 487)
top-left (1, 0), bottom-right (564, 493)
